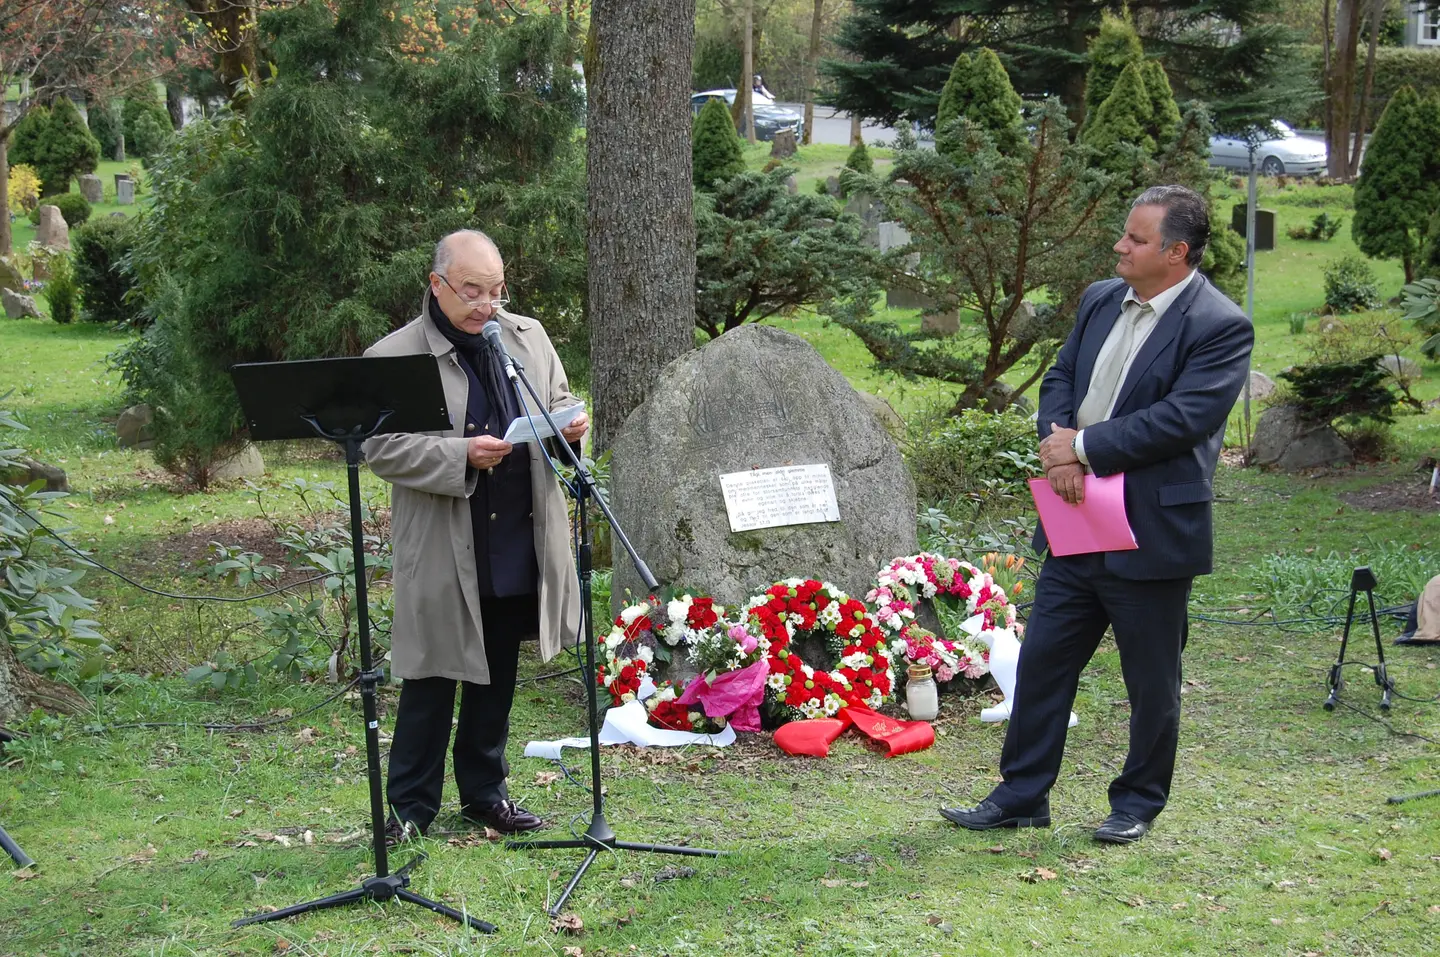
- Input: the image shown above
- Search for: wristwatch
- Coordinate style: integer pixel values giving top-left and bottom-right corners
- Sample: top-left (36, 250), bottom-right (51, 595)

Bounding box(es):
top-left (1071, 434), bottom-right (1079, 455)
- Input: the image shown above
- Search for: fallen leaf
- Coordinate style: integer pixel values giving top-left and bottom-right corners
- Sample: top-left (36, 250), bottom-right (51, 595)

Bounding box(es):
top-left (13, 868), bottom-right (39, 881)
top-left (654, 865), bottom-right (696, 883)
top-left (535, 771), bottom-right (562, 786)
top-left (187, 849), bottom-right (209, 862)
top-left (1233, 655), bottom-right (1252, 663)
top-left (302, 830), bottom-right (315, 846)
top-left (551, 913), bottom-right (583, 935)
top-left (295, 727), bottom-right (317, 745)
top-left (1171, 902), bottom-right (1187, 910)
top-left (563, 948), bottom-right (583, 957)
top-left (926, 915), bottom-right (943, 926)
top-left (229, 808), bottom-right (245, 818)
top-left (849, 880), bottom-right (869, 888)
top-left (820, 878), bottom-right (846, 888)
top-left (1035, 867), bottom-right (1057, 880)
top-left (103, 515), bottom-right (115, 525)
top-left (1428, 905), bottom-right (1440, 914)
top-left (1376, 848), bottom-right (1393, 861)
top-left (274, 940), bottom-right (291, 954)
top-left (985, 845), bottom-right (1006, 854)
top-left (483, 827), bottom-right (503, 841)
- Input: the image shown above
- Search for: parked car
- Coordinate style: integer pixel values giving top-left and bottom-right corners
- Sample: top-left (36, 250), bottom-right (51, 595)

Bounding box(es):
top-left (690, 89), bottom-right (804, 143)
top-left (1208, 121), bottom-right (1327, 177)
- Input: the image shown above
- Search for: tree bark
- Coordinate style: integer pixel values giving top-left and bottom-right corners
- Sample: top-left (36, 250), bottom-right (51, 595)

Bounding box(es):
top-left (587, 0), bottom-right (698, 453)
top-left (849, 113), bottom-right (862, 147)
top-left (1326, 0), bottom-right (1362, 180)
top-left (0, 639), bottom-right (86, 726)
top-left (1347, 0), bottom-right (1384, 179)
top-left (801, 0), bottom-right (824, 146)
top-left (741, 0), bottom-right (756, 142)
top-left (166, 82), bottom-right (185, 129)
top-left (187, 0), bottom-right (259, 110)
top-left (0, 135), bottom-right (11, 259)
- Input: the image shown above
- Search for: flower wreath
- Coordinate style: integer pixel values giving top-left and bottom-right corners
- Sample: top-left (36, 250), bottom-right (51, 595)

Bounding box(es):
top-left (598, 596), bottom-right (730, 733)
top-left (748, 578), bottom-right (894, 721)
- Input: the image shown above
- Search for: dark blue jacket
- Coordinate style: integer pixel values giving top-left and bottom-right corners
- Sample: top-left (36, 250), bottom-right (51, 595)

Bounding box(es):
top-left (1034, 273), bottom-right (1254, 580)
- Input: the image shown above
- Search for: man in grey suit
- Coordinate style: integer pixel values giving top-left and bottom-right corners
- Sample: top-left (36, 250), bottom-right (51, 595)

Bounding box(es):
top-left (941, 185), bottom-right (1253, 844)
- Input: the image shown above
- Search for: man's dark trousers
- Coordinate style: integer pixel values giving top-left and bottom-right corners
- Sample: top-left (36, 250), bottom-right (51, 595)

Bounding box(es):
top-left (387, 595), bottom-right (538, 831)
top-left (989, 553), bottom-right (1191, 822)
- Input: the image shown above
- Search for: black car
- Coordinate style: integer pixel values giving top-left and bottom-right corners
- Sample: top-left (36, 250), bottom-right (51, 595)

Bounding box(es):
top-left (690, 89), bottom-right (803, 143)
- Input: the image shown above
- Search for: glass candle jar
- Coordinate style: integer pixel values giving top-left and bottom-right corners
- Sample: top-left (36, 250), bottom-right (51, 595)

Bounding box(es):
top-left (905, 663), bottom-right (939, 721)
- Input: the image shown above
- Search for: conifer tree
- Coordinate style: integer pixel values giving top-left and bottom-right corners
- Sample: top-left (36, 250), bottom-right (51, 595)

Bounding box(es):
top-left (692, 96), bottom-right (745, 190)
top-left (934, 47), bottom-right (1023, 159)
top-left (1353, 86), bottom-right (1440, 284)
top-left (86, 100), bottom-right (122, 159)
top-left (1082, 61), bottom-right (1154, 174)
top-left (33, 97), bottom-right (100, 197)
top-left (1083, 10), bottom-right (1143, 126)
top-left (7, 105), bottom-right (50, 175)
top-left (1140, 59), bottom-right (1180, 150)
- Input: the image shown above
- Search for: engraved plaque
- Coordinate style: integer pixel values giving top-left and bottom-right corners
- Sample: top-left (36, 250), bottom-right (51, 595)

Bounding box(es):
top-left (719, 464), bottom-right (841, 533)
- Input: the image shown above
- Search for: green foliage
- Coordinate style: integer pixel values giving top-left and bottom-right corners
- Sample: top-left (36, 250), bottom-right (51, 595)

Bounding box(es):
top-left (1352, 87), bottom-right (1440, 282)
top-left (1278, 357), bottom-right (1397, 427)
top-left (692, 27), bottom-right (742, 93)
top-left (904, 406), bottom-right (1041, 506)
top-left (28, 191), bottom-right (91, 229)
top-left (1257, 540), bottom-right (1440, 617)
top-left (1204, 219), bottom-right (1247, 304)
top-left (41, 254), bottom-right (79, 325)
top-left (1400, 277), bottom-right (1440, 359)
top-left (1139, 59), bottom-right (1180, 149)
top-left (1082, 61), bottom-right (1154, 173)
top-left (29, 97), bottom-right (101, 198)
top-left (1288, 44), bottom-right (1440, 131)
top-left (844, 142), bottom-right (874, 176)
top-left (693, 97), bottom-right (745, 190)
top-left (1322, 255), bottom-right (1382, 313)
top-left (934, 48), bottom-right (1023, 158)
top-left (1083, 10), bottom-right (1144, 123)
top-left (0, 409), bottom-right (110, 676)
top-left (835, 102), bottom-right (1120, 414)
top-left (121, 95), bottom-right (174, 160)
top-left (1286, 211), bottom-right (1344, 241)
top-left (72, 216), bottom-right (141, 325)
top-left (86, 100), bottom-right (122, 159)
top-left (8, 106), bottom-right (51, 173)
top-left (694, 166), bottom-right (883, 338)
top-left (1420, 209), bottom-right (1440, 281)
top-left (122, 5), bottom-right (586, 484)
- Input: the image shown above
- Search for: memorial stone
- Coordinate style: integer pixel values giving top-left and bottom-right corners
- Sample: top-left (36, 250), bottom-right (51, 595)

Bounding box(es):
top-left (610, 324), bottom-right (917, 610)
top-left (117, 178), bottom-right (135, 205)
top-left (35, 206), bottom-right (70, 251)
top-left (3, 289), bottom-right (42, 319)
top-left (79, 174), bottom-right (103, 204)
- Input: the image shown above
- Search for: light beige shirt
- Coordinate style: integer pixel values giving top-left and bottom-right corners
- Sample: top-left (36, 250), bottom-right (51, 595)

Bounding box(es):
top-left (1074, 269), bottom-right (1196, 466)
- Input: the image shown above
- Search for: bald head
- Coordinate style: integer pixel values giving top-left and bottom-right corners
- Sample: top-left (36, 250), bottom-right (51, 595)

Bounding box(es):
top-left (433, 229), bottom-right (502, 277)
top-left (430, 229), bottom-right (506, 335)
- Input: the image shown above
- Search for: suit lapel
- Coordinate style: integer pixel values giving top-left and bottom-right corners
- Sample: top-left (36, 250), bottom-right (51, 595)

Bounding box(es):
top-left (1073, 283), bottom-right (1128, 412)
top-left (1111, 273), bottom-right (1205, 414)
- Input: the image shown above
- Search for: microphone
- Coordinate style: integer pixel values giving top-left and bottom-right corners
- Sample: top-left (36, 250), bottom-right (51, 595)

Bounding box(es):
top-left (481, 321), bottom-right (518, 380)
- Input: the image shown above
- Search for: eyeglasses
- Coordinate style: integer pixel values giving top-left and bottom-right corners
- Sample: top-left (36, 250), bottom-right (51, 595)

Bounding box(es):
top-left (438, 274), bottom-right (510, 310)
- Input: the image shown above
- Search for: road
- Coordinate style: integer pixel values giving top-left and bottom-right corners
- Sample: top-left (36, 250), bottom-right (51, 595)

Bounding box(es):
top-left (776, 103), bottom-right (915, 148)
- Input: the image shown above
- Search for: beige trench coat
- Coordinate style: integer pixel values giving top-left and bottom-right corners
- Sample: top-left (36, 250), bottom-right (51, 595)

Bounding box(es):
top-left (362, 294), bottom-right (582, 684)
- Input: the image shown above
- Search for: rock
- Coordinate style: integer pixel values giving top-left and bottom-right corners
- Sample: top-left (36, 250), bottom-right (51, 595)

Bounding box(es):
top-left (1315, 317), bottom-right (1345, 334)
top-left (885, 275), bottom-right (937, 312)
top-left (2, 288), bottom-right (41, 319)
top-left (116, 403), bottom-right (155, 449)
top-left (78, 174), bottom-right (103, 203)
top-left (209, 443), bottom-right (265, 482)
top-left (1377, 354), bottom-right (1422, 385)
top-left (876, 221), bottom-right (910, 253)
top-left (0, 457), bottom-right (69, 493)
top-left (857, 390), bottom-right (905, 440)
top-left (920, 310), bottom-right (959, 336)
top-left (117, 178), bottom-right (135, 205)
top-left (0, 257), bottom-right (25, 293)
top-left (824, 175), bottom-right (840, 197)
top-left (785, 175), bottom-right (797, 195)
top-left (610, 324), bottom-right (918, 610)
top-left (114, 132), bottom-right (125, 162)
top-left (769, 128), bottom-right (797, 159)
top-left (1247, 370), bottom-right (1277, 401)
top-left (35, 205), bottom-right (70, 251)
top-left (1251, 404), bottom-right (1353, 470)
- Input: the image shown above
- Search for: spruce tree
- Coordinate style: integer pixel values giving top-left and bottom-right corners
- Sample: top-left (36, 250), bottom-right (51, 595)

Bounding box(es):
top-left (1140, 59), bottom-right (1180, 150)
top-left (934, 47), bottom-right (1023, 159)
top-left (1353, 86), bottom-right (1440, 284)
top-left (1083, 11), bottom-right (1143, 126)
top-left (33, 97), bottom-right (100, 197)
top-left (8, 106), bottom-right (51, 176)
top-left (692, 96), bottom-right (745, 190)
top-left (87, 100), bottom-right (122, 159)
top-left (1082, 61), bottom-right (1154, 174)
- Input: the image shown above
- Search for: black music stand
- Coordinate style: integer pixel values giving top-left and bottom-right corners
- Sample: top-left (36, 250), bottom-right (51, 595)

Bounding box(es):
top-left (0, 729), bottom-right (33, 869)
top-left (229, 356), bottom-right (494, 933)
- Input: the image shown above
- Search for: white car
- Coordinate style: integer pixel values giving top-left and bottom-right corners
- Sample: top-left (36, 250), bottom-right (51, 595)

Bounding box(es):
top-left (1208, 121), bottom-right (1328, 177)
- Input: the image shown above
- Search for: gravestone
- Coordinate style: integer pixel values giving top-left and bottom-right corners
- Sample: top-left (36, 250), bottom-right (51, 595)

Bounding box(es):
top-left (1377, 354), bottom-right (1422, 386)
top-left (785, 175), bottom-right (798, 195)
top-left (824, 175), bottom-right (840, 197)
top-left (114, 173), bottom-right (130, 193)
top-left (1230, 205), bottom-right (1276, 251)
top-left (117, 178), bottom-right (135, 205)
top-left (210, 444), bottom-right (266, 482)
top-left (3, 288), bottom-right (42, 319)
top-left (114, 131), bottom-right (125, 162)
top-left (1251, 404), bottom-right (1352, 470)
top-left (116, 404), bottom-right (155, 449)
top-left (844, 192), bottom-right (885, 247)
top-left (35, 206), bottom-right (70, 250)
top-left (920, 310), bottom-right (959, 335)
top-left (610, 324), bottom-right (918, 610)
top-left (0, 258), bottom-right (24, 293)
top-left (1247, 370), bottom-right (1277, 401)
top-left (0, 457), bottom-right (68, 492)
top-left (877, 221), bottom-right (910, 253)
top-left (79, 174), bottom-right (103, 203)
top-left (770, 128), bottom-right (797, 159)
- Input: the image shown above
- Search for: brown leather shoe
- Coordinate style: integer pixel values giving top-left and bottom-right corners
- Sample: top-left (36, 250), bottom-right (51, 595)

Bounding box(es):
top-left (385, 817), bottom-right (422, 848)
top-left (462, 799), bottom-right (544, 834)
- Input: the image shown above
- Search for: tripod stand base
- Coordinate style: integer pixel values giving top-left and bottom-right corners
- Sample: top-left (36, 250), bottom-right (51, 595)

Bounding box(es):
top-left (232, 853), bottom-right (496, 932)
top-left (508, 812), bottom-right (720, 916)
top-left (1, 823), bottom-right (34, 870)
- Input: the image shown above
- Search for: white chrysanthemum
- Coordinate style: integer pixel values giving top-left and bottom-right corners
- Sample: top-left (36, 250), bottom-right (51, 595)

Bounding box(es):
top-left (867, 689), bottom-right (885, 708)
top-left (637, 645), bottom-right (654, 665)
top-left (767, 673), bottom-right (787, 691)
top-left (667, 597), bottom-right (690, 622)
top-left (745, 594), bottom-right (769, 611)
top-left (781, 577), bottom-right (804, 587)
top-left (839, 652), bottom-right (868, 670)
top-left (620, 691), bottom-right (636, 703)
top-left (850, 625), bottom-right (866, 638)
top-left (823, 695), bottom-right (842, 716)
top-left (818, 603), bottom-right (843, 627)
top-left (619, 604), bottom-right (649, 626)
top-left (663, 622), bottom-right (686, 646)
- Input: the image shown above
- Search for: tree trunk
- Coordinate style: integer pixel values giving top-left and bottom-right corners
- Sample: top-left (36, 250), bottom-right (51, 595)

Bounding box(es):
top-left (0, 135), bottom-right (11, 260)
top-left (587, 0), bottom-right (698, 453)
top-left (1326, 0), bottom-right (1362, 180)
top-left (165, 82), bottom-right (185, 129)
top-left (1347, 0), bottom-right (1383, 179)
top-left (849, 113), bottom-right (862, 147)
top-left (0, 639), bottom-right (87, 726)
top-left (801, 0), bottom-right (824, 146)
top-left (188, 0), bottom-right (259, 110)
top-left (741, 0), bottom-right (756, 142)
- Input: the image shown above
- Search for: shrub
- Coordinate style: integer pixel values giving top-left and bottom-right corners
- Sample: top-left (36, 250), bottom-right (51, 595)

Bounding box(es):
top-left (122, 95), bottom-right (174, 159)
top-left (1279, 358), bottom-right (1397, 427)
top-left (1400, 277), bottom-right (1440, 359)
top-left (935, 48), bottom-right (1024, 158)
top-left (1287, 313), bottom-right (1307, 334)
top-left (6, 163), bottom-right (41, 216)
top-left (29, 191), bottom-right (91, 230)
top-left (1286, 211), bottom-right (1344, 241)
top-left (1352, 87), bottom-right (1440, 284)
top-left (1322, 255), bottom-right (1381, 313)
top-left (1204, 219), bottom-right (1246, 303)
top-left (845, 142), bottom-right (874, 176)
top-left (692, 96), bottom-right (745, 190)
top-left (87, 100), bottom-right (122, 159)
top-left (905, 406), bottom-right (1041, 506)
top-left (7, 106), bottom-right (50, 171)
top-left (1420, 209), bottom-right (1440, 281)
top-left (73, 216), bottom-right (141, 325)
top-left (29, 96), bottom-right (101, 198)
top-left (42, 253), bottom-right (79, 324)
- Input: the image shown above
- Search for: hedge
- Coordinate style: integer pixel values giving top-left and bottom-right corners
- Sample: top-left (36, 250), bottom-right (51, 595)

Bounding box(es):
top-left (1284, 45), bottom-right (1440, 131)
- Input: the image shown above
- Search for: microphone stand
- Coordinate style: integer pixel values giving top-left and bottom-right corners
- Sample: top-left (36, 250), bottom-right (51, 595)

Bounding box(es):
top-left (1324, 566), bottom-right (1394, 712)
top-left (494, 346), bottom-right (720, 917)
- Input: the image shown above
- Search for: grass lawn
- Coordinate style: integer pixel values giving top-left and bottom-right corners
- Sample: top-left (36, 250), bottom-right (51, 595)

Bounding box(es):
top-left (8, 160), bottom-right (147, 271)
top-left (2, 163), bottom-right (1440, 955)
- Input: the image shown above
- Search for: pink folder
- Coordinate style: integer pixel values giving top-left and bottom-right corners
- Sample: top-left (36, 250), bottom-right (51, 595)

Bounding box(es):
top-left (1027, 473), bottom-right (1138, 556)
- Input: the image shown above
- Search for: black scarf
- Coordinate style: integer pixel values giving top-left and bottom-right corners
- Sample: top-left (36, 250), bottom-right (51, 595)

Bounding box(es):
top-left (427, 295), bottom-right (519, 432)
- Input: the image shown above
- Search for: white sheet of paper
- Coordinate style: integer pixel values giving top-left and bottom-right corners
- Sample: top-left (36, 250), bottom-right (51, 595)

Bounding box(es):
top-left (503, 404), bottom-right (585, 445)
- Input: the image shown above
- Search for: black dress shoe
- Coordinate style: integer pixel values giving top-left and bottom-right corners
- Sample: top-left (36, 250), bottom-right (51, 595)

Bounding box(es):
top-left (939, 798), bottom-right (1051, 830)
top-left (1094, 811), bottom-right (1151, 844)
top-left (384, 817), bottom-right (422, 848)
top-left (462, 799), bottom-right (545, 834)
